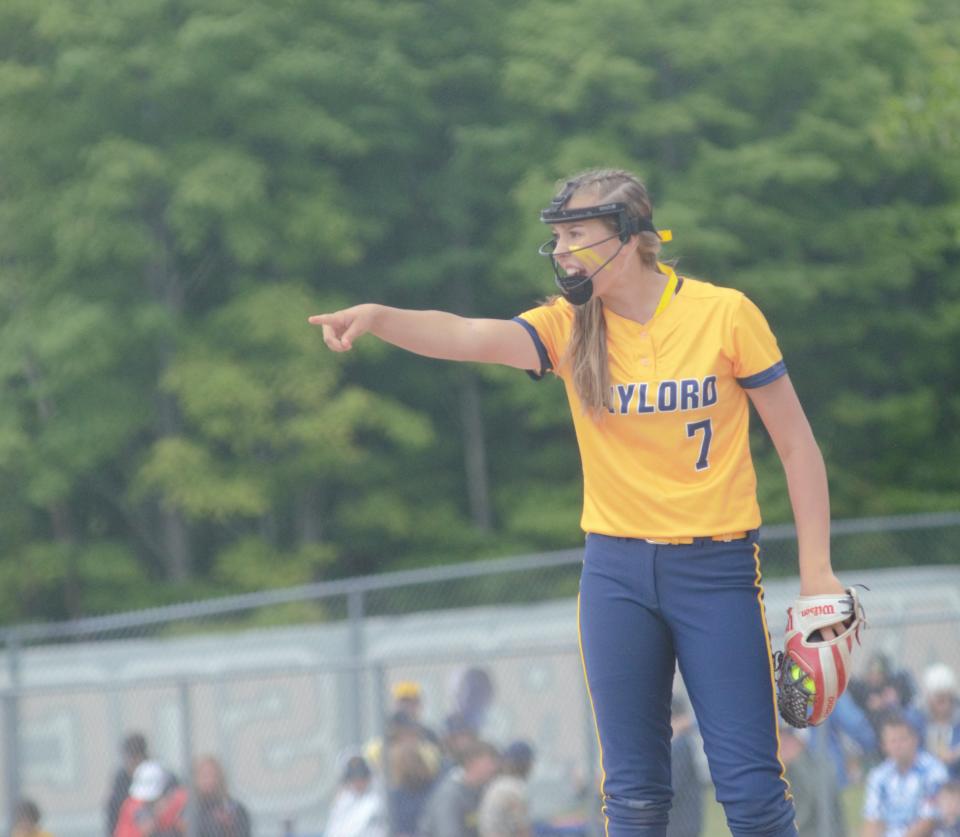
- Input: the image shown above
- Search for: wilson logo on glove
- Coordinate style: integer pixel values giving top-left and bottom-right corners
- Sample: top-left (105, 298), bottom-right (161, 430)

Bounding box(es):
top-left (800, 604), bottom-right (836, 618)
top-left (775, 586), bottom-right (866, 728)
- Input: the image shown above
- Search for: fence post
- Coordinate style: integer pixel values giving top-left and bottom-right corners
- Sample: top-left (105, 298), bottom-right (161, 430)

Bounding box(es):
top-left (3, 629), bottom-right (22, 835)
top-left (347, 589), bottom-right (366, 745)
top-left (178, 680), bottom-right (196, 837)
top-left (371, 662), bottom-right (390, 830)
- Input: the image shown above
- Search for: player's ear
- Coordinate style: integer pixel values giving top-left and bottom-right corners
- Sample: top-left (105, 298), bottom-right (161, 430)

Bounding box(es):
top-left (624, 234), bottom-right (643, 260)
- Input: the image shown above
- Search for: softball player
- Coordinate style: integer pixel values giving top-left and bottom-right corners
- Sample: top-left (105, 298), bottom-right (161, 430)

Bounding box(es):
top-left (310, 169), bottom-right (848, 837)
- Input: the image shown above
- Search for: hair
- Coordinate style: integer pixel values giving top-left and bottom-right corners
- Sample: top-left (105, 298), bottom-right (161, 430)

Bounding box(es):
top-left (549, 169), bottom-right (663, 413)
top-left (14, 800), bottom-right (40, 826)
top-left (341, 755), bottom-right (372, 783)
top-left (122, 732), bottom-right (148, 760)
top-left (502, 741), bottom-right (535, 777)
top-left (879, 712), bottom-right (918, 737)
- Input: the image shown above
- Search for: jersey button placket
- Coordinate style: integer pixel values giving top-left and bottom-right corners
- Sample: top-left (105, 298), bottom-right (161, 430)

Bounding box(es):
top-left (636, 331), bottom-right (655, 376)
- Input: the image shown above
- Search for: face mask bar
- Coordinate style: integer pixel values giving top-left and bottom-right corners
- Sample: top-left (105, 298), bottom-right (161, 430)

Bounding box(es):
top-left (539, 201), bottom-right (659, 243)
top-left (537, 232), bottom-right (627, 306)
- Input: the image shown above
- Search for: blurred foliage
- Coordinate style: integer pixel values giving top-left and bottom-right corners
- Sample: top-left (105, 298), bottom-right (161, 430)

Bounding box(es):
top-left (0, 0), bottom-right (958, 622)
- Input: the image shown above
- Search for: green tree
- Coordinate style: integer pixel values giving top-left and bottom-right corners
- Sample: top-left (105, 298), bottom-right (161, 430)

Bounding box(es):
top-left (1, 0), bottom-right (958, 623)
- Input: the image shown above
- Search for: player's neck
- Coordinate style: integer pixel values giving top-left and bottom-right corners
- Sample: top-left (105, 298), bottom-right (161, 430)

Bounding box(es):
top-left (600, 265), bottom-right (670, 324)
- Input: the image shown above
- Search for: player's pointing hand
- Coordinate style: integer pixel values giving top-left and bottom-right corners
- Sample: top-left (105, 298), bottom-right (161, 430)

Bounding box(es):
top-left (308, 304), bottom-right (379, 352)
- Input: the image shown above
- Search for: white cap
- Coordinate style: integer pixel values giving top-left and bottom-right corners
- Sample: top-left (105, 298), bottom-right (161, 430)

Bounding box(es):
top-left (129, 760), bottom-right (168, 801)
top-left (923, 663), bottom-right (958, 698)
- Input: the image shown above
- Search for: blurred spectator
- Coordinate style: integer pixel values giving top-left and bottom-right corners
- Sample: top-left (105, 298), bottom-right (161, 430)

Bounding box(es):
top-left (807, 691), bottom-right (877, 788)
top-left (325, 755), bottom-right (386, 837)
top-left (666, 694), bottom-right (703, 837)
top-left (779, 725), bottom-right (846, 837)
top-left (106, 733), bottom-right (149, 837)
top-left (478, 740), bottom-right (535, 837)
top-left (12, 799), bottom-right (53, 837)
top-left (441, 713), bottom-right (481, 772)
top-left (862, 714), bottom-right (947, 837)
top-left (392, 681), bottom-right (441, 745)
top-left (366, 680), bottom-right (440, 772)
top-left (932, 779), bottom-right (960, 836)
top-left (417, 741), bottom-right (500, 837)
top-left (449, 667), bottom-right (496, 736)
top-left (919, 664), bottom-right (960, 779)
top-left (114, 760), bottom-right (188, 837)
top-left (849, 652), bottom-right (922, 744)
top-left (193, 756), bottom-right (251, 837)
top-left (386, 712), bottom-right (443, 837)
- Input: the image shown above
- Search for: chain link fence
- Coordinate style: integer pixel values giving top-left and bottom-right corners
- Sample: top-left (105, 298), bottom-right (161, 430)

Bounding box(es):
top-left (3, 512), bottom-right (960, 837)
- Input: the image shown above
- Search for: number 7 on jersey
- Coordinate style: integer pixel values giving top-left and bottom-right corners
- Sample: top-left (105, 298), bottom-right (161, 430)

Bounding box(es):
top-left (686, 419), bottom-right (713, 471)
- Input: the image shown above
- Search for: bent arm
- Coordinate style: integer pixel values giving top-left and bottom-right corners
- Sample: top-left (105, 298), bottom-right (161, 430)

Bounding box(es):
top-left (747, 374), bottom-right (843, 597)
top-left (309, 304), bottom-right (541, 370)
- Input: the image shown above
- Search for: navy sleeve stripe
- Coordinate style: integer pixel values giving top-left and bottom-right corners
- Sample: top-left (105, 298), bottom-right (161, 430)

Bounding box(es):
top-left (737, 360), bottom-right (787, 389)
top-left (511, 316), bottom-right (551, 380)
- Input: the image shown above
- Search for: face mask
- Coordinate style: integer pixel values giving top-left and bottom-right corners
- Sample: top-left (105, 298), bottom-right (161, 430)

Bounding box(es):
top-left (537, 232), bottom-right (625, 305)
top-left (538, 183), bottom-right (668, 304)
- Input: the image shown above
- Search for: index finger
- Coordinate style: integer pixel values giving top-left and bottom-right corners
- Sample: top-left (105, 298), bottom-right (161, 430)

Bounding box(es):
top-left (308, 313), bottom-right (336, 326)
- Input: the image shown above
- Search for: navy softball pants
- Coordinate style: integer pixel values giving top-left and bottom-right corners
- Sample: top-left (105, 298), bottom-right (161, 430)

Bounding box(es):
top-left (578, 532), bottom-right (797, 837)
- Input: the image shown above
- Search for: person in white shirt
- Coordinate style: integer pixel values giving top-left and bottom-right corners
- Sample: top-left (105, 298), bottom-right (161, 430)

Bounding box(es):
top-left (862, 715), bottom-right (948, 837)
top-left (325, 756), bottom-right (386, 837)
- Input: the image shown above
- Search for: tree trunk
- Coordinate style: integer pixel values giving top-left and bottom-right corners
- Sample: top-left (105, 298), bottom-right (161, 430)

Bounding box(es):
top-left (459, 370), bottom-right (493, 531)
top-left (24, 356), bottom-right (83, 619)
top-left (297, 485), bottom-right (323, 545)
top-left (49, 502), bottom-right (82, 620)
top-left (146, 216), bottom-right (193, 581)
top-left (449, 273), bottom-right (493, 532)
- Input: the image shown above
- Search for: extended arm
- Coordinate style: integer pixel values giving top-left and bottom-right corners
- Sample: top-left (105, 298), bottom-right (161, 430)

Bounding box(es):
top-left (309, 304), bottom-right (541, 370)
top-left (747, 375), bottom-right (844, 599)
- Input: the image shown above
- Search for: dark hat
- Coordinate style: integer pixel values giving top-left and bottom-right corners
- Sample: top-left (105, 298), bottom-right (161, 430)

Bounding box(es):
top-left (503, 740), bottom-right (535, 766)
top-left (342, 756), bottom-right (371, 782)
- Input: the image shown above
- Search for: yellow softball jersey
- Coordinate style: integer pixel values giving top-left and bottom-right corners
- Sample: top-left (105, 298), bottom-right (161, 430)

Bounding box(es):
top-left (513, 274), bottom-right (786, 539)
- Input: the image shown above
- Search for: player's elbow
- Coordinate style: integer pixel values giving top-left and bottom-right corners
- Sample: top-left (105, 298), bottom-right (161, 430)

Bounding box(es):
top-left (780, 429), bottom-right (824, 466)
